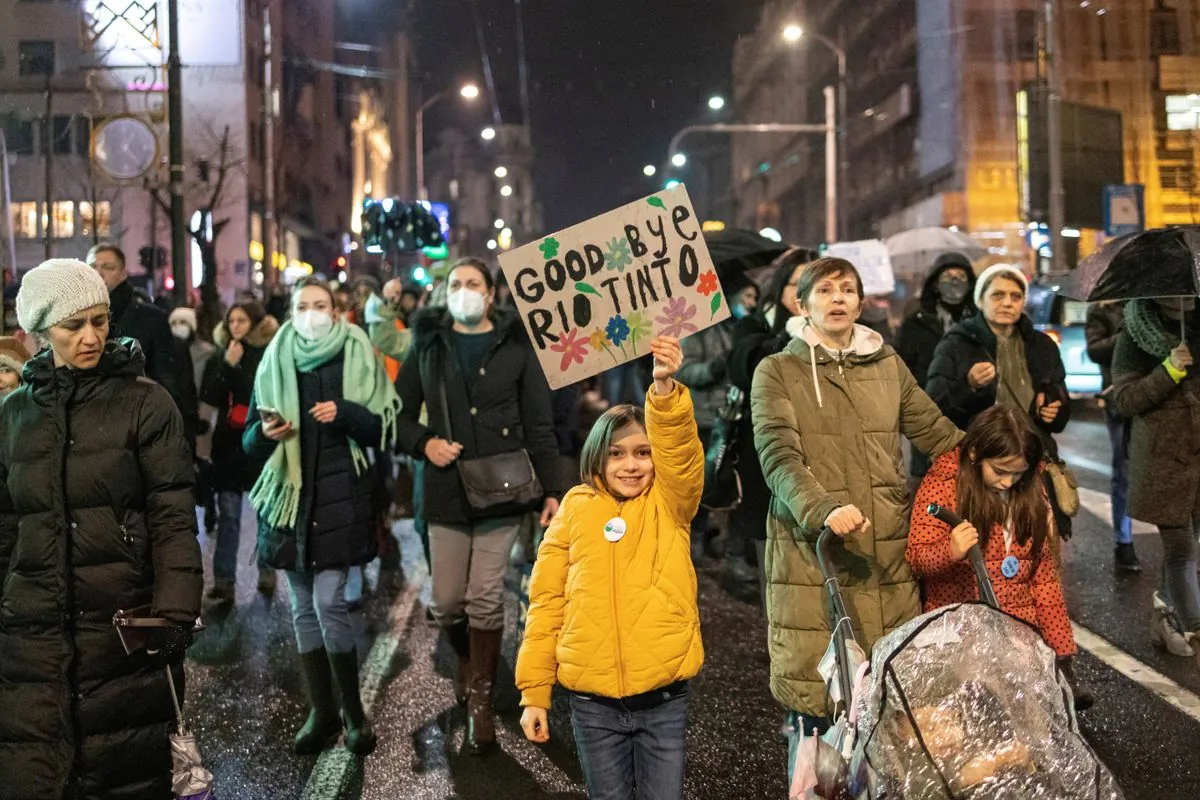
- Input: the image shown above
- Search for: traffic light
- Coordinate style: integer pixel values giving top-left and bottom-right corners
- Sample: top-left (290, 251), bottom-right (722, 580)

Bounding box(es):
top-left (139, 245), bottom-right (167, 270)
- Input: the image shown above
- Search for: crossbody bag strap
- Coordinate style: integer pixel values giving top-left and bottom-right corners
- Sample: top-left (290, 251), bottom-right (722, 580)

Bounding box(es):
top-left (437, 343), bottom-right (455, 444)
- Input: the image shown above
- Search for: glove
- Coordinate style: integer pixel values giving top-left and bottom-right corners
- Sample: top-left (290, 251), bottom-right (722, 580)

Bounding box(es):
top-left (146, 625), bottom-right (194, 663)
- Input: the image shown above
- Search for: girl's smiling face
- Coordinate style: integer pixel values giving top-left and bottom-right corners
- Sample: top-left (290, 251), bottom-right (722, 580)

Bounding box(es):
top-left (604, 423), bottom-right (655, 499)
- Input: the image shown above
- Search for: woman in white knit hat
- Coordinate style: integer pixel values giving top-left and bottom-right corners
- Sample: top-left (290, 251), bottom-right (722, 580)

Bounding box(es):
top-left (0, 258), bottom-right (203, 800)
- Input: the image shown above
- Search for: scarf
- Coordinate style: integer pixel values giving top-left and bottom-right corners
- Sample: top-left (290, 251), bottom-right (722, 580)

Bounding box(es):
top-left (1125, 298), bottom-right (1188, 359)
top-left (249, 316), bottom-right (401, 530)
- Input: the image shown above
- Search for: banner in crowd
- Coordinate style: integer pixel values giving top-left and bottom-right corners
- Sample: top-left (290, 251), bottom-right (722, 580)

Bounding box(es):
top-left (824, 238), bottom-right (896, 296)
top-left (498, 185), bottom-right (727, 389)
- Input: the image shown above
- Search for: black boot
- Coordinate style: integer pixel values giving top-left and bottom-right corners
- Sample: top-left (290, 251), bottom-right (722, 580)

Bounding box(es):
top-left (328, 651), bottom-right (377, 756)
top-left (1114, 543), bottom-right (1142, 573)
top-left (443, 619), bottom-right (471, 706)
top-left (1058, 656), bottom-right (1095, 712)
top-left (467, 627), bottom-right (503, 755)
top-left (294, 648), bottom-right (342, 754)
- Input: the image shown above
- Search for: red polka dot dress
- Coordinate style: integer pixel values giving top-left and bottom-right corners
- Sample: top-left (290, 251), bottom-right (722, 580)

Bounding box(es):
top-left (906, 449), bottom-right (1077, 657)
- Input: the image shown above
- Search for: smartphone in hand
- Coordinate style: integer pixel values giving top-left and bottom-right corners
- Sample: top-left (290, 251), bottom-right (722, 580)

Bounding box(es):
top-left (258, 406), bottom-right (284, 427)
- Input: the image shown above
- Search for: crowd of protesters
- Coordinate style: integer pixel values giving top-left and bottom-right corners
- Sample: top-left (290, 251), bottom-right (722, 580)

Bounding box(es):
top-left (0, 239), bottom-right (1196, 799)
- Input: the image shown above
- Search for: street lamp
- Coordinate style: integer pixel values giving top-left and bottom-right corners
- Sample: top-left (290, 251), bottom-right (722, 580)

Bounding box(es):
top-left (708, 95), bottom-right (726, 111)
top-left (671, 152), bottom-right (687, 168)
top-left (416, 82), bottom-right (480, 200)
top-left (783, 23), bottom-right (847, 241)
top-left (500, 184), bottom-right (514, 197)
top-left (494, 166), bottom-right (508, 178)
top-left (643, 164), bottom-right (657, 177)
top-left (481, 126), bottom-right (497, 141)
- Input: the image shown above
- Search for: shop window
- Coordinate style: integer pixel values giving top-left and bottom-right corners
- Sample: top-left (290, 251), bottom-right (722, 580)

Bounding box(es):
top-left (10, 202), bottom-right (39, 238)
top-left (18, 41), bottom-right (55, 76)
top-left (80, 201), bottom-right (112, 238)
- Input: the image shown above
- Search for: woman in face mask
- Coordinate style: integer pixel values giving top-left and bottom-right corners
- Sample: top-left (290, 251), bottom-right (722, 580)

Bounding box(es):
top-left (242, 277), bottom-right (400, 757)
top-left (200, 301), bottom-right (278, 606)
top-left (395, 257), bottom-right (564, 755)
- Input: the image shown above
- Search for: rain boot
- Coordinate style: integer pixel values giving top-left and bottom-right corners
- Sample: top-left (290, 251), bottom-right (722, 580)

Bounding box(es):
top-left (467, 627), bottom-right (503, 755)
top-left (329, 650), bottom-right (377, 756)
top-left (1057, 656), bottom-right (1094, 712)
top-left (294, 648), bottom-right (341, 754)
top-left (444, 619), bottom-right (471, 707)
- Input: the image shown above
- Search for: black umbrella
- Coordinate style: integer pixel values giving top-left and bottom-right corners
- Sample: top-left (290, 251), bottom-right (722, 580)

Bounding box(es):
top-left (1057, 226), bottom-right (1200, 340)
top-left (702, 228), bottom-right (791, 274)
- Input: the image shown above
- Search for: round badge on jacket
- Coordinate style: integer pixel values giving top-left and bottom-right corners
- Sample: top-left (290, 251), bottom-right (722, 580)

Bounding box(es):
top-left (603, 517), bottom-right (627, 543)
top-left (1000, 555), bottom-right (1020, 580)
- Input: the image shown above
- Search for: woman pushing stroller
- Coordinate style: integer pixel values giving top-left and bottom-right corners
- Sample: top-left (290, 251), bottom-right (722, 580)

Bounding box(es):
top-left (908, 404), bottom-right (1092, 709)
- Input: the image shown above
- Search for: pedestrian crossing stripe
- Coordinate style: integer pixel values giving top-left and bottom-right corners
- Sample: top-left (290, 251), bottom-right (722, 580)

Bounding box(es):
top-left (1073, 624), bottom-right (1200, 725)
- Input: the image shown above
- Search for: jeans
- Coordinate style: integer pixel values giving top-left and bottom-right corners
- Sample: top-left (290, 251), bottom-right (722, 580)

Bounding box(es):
top-left (1104, 406), bottom-right (1133, 544)
top-left (412, 459), bottom-right (431, 569)
top-left (570, 688), bottom-right (688, 800)
top-left (1159, 519), bottom-right (1200, 632)
top-left (604, 362), bottom-right (647, 407)
top-left (213, 491), bottom-right (244, 583)
top-left (428, 515), bottom-right (524, 631)
top-left (284, 569), bottom-right (355, 654)
top-left (785, 712), bottom-right (831, 785)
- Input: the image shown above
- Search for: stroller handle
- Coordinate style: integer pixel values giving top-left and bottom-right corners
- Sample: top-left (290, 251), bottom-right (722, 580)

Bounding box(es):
top-left (815, 526), bottom-right (857, 714)
top-left (926, 503), bottom-right (1000, 610)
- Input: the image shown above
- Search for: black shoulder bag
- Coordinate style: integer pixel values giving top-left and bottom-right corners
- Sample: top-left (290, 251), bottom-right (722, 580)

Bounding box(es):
top-left (437, 347), bottom-right (543, 510)
top-left (701, 386), bottom-right (745, 511)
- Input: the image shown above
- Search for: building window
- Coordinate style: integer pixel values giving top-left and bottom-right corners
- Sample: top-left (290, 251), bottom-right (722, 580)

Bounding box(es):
top-left (41, 201), bottom-right (75, 238)
top-left (80, 201), bottom-right (112, 238)
top-left (52, 116), bottom-right (73, 155)
top-left (1165, 95), bottom-right (1200, 131)
top-left (1151, 9), bottom-right (1182, 56)
top-left (10, 202), bottom-right (39, 238)
top-left (1015, 10), bottom-right (1038, 61)
top-left (18, 41), bottom-right (55, 76)
top-left (1159, 164), bottom-right (1195, 192)
top-left (1, 116), bottom-right (35, 154)
top-left (74, 117), bottom-right (92, 156)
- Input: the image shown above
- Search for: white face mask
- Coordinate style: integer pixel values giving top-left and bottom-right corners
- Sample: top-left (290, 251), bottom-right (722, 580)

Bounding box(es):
top-left (170, 323), bottom-right (192, 340)
top-left (447, 288), bottom-right (488, 325)
top-left (292, 309), bottom-right (334, 341)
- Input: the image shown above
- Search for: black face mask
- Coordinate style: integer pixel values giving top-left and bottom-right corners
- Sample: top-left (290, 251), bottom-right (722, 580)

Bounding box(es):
top-left (937, 277), bottom-right (969, 306)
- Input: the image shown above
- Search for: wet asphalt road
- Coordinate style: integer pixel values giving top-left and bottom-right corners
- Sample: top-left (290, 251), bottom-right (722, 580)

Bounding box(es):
top-left (182, 402), bottom-right (1200, 799)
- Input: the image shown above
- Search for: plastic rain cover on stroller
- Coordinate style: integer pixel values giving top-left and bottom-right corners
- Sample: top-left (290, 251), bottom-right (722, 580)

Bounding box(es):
top-left (853, 603), bottom-right (1123, 800)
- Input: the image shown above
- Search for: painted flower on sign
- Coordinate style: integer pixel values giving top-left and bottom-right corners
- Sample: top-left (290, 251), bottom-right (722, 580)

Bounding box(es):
top-left (550, 327), bottom-right (588, 371)
top-left (697, 270), bottom-right (719, 297)
top-left (589, 327), bottom-right (619, 363)
top-left (605, 315), bottom-right (630, 347)
top-left (626, 311), bottom-right (652, 351)
top-left (655, 297), bottom-right (699, 338)
top-left (604, 236), bottom-right (633, 272)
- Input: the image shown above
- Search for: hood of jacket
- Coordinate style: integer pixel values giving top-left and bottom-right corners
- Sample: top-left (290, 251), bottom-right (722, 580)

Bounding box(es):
top-left (213, 313), bottom-right (280, 350)
top-left (410, 305), bottom-right (527, 352)
top-left (946, 311), bottom-right (1037, 353)
top-left (784, 316), bottom-right (887, 409)
top-left (20, 338), bottom-right (146, 406)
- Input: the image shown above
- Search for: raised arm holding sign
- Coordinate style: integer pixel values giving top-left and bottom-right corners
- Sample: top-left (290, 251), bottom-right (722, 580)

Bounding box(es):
top-left (497, 185), bottom-right (729, 389)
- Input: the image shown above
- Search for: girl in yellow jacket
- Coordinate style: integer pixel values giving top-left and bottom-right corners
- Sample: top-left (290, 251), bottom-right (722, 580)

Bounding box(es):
top-left (516, 336), bottom-right (705, 799)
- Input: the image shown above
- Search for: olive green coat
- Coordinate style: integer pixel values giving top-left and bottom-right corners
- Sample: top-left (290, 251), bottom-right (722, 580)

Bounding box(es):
top-left (751, 320), bottom-right (962, 716)
top-left (1110, 326), bottom-right (1200, 528)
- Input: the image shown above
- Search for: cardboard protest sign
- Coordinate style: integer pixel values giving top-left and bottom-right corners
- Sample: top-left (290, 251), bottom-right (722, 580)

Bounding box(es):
top-left (497, 184), bottom-right (728, 389)
top-left (823, 239), bottom-right (896, 296)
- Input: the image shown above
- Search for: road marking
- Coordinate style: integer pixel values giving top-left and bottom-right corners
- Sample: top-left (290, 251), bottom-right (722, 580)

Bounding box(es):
top-left (1056, 446), bottom-right (1114, 478)
top-left (1073, 623), bottom-right (1200, 724)
top-left (1076, 486), bottom-right (1156, 536)
top-left (302, 567), bottom-right (427, 800)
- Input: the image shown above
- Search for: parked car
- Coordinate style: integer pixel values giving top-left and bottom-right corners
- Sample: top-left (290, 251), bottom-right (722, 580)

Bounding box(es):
top-left (1025, 279), bottom-right (1102, 397)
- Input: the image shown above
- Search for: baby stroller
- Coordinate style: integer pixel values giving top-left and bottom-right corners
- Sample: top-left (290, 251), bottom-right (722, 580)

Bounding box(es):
top-left (793, 505), bottom-right (1124, 800)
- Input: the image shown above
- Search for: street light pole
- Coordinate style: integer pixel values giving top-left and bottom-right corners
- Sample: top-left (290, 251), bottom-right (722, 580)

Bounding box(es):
top-left (667, 88), bottom-right (838, 242)
top-left (790, 29), bottom-right (847, 242)
top-left (166, 0), bottom-right (188, 303)
top-left (1045, 0), bottom-right (1065, 272)
top-left (415, 91), bottom-right (444, 202)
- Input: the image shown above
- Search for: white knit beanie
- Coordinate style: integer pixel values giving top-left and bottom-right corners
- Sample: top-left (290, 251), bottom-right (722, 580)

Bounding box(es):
top-left (973, 263), bottom-right (1029, 307)
top-left (169, 306), bottom-right (198, 333)
top-left (16, 258), bottom-right (111, 333)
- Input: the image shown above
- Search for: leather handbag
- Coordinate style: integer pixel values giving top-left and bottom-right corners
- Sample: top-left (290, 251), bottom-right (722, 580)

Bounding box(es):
top-left (701, 386), bottom-right (744, 511)
top-left (437, 351), bottom-right (543, 511)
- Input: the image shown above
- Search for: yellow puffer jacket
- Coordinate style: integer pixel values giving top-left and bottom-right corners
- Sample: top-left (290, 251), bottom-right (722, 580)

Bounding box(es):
top-left (516, 382), bottom-right (705, 708)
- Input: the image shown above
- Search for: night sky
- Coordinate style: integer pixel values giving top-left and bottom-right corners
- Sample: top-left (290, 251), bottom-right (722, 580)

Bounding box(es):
top-left (413, 0), bottom-right (767, 232)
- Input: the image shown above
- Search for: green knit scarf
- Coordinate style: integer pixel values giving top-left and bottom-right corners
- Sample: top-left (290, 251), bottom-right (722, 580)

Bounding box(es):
top-left (1125, 299), bottom-right (1184, 360)
top-left (249, 317), bottom-right (400, 530)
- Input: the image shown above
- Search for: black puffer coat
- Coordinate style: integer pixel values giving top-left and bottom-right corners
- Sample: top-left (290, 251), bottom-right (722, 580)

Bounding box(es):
top-left (894, 262), bottom-right (976, 388)
top-left (0, 340), bottom-right (203, 800)
top-left (394, 307), bottom-right (562, 525)
top-left (201, 315), bottom-right (279, 492)
top-left (244, 354), bottom-right (382, 572)
top-left (925, 312), bottom-right (1071, 439)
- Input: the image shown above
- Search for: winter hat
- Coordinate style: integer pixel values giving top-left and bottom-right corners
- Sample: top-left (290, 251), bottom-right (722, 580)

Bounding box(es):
top-left (16, 258), bottom-right (111, 333)
top-left (169, 306), bottom-right (198, 334)
top-left (0, 336), bottom-right (29, 374)
top-left (973, 263), bottom-right (1028, 307)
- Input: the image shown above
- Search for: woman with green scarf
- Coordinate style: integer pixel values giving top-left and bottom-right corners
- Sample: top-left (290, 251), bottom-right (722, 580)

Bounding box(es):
top-left (243, 277), bottom-right (401, 756)
top-left (1111, 296), bottom-right (1200, 659)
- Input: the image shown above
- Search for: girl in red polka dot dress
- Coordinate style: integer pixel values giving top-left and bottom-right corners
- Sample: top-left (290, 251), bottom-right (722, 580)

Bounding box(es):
top-left (907, 404), bottom-right (1092, 709)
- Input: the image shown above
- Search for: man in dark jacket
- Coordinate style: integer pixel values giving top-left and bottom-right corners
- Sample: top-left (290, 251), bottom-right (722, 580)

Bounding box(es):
top-left (896, 252), bottom-right (976, 387)
top-left (87, 244), bottom-right (192, 429)
top-left (1086, 300), bottom-right (1140, 571)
